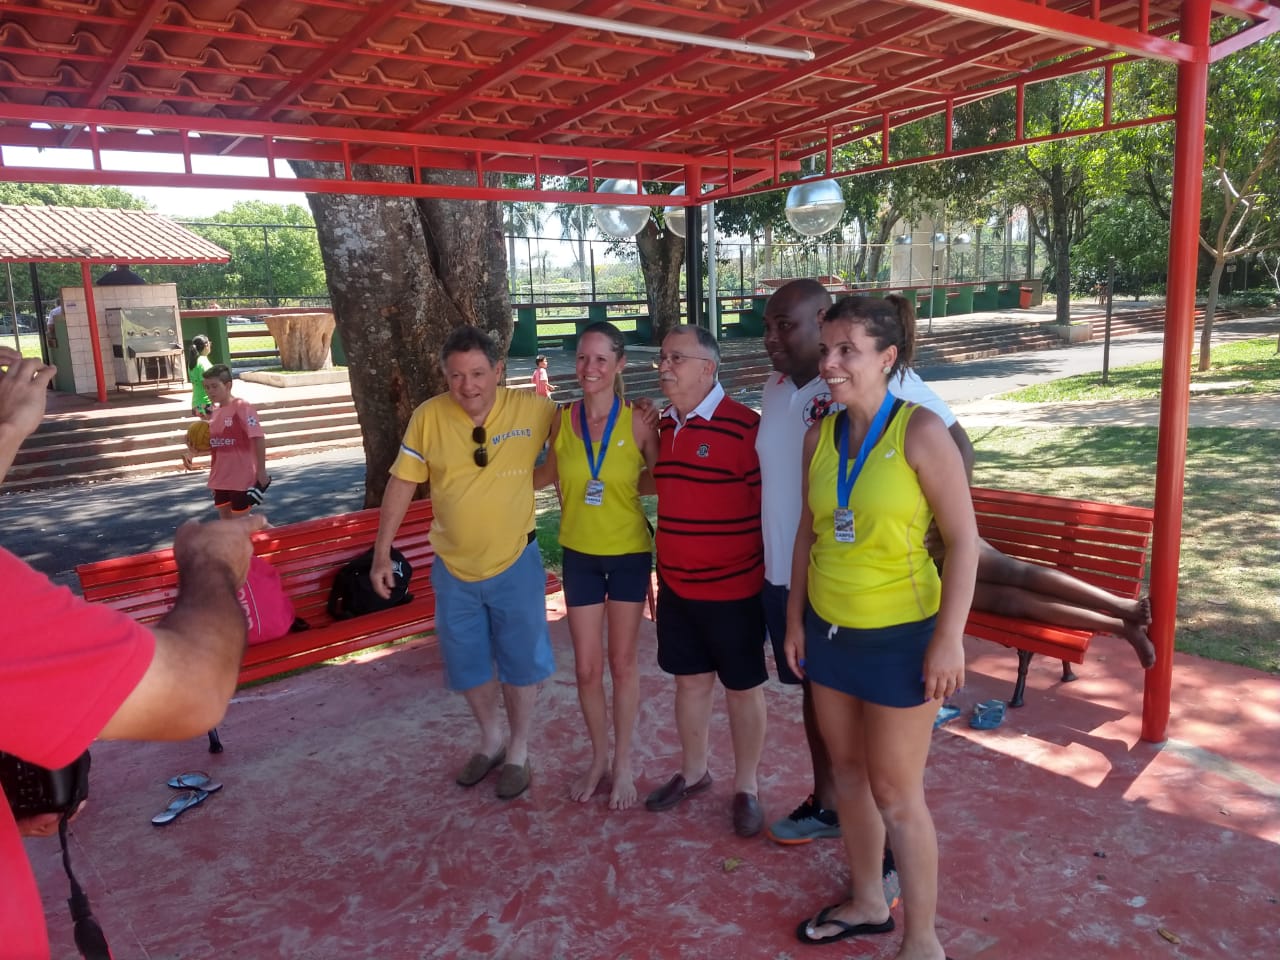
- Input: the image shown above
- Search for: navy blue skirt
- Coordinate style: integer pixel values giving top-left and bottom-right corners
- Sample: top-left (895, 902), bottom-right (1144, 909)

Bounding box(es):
top-left (804, 605), bottom-right (937, 708)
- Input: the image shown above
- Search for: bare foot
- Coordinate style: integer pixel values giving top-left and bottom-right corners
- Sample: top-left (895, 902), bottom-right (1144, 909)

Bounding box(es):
top-left (1132, 595), bottom-right (1153, 625)
top-left (608, 769), bottom-right (638, 810)
top-left (569, 764), bottom-right (608, 803)
top-left (1122, 621), bottom-right (1157, 669)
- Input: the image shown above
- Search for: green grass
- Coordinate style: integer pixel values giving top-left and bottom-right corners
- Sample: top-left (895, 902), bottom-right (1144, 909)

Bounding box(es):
top-left (12, 333), bottom-right (44, 359)
top-left (969, 425), bottom-right (1280, 673)
top-left (1002, 337), bottom-right (1280, 402)
top-left (535, 426), bottom-right (1280, 673)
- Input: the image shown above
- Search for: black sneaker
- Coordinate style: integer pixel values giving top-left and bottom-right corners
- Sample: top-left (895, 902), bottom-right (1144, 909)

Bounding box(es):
top-left (766, 794), bottom-right (840, 845)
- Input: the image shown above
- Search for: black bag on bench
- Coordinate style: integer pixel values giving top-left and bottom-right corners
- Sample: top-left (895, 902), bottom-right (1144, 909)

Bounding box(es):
top-left (327, 546), bottom-right (414, 620)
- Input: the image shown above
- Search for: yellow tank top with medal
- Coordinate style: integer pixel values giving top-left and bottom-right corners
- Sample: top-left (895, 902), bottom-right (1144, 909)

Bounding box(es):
top-left (806, 402), bottom-right (941, 629)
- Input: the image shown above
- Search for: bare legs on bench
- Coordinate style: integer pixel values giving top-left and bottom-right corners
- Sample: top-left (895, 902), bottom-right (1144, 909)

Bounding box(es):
top-left (973, 540), bottom-right (1156, 669)
top-left (462, 680), bottom-right (539, 768)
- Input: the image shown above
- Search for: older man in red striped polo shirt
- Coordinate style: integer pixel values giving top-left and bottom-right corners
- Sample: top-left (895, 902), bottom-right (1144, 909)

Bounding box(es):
top-left (644, 324), bottom-right (768, 838)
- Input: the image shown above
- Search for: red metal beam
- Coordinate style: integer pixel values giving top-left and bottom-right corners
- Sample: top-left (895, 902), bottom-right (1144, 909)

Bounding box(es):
top-left (619, 9), bottom-right (947, 150)
top-left (68, 0), bottom-right (168, 118)
top-left (0, 102), bottom-right (776, 174)
top-left (1208, 8), bottom-right (1280, 59)
top-left (1144, 0), bottom-right (1212, 745)
top-left (395, 0), bottom-right (630, 134)
top-left (893, 0), bottom-right (1195, 62)
top-left (714, 113), bottom-right (1174, 202)
top-left (729, 31), bottom-right (1035, 152)
top-left (523, 0), bottom-right (814, 139)
top-left (79, 262), bottom-right (107, 405)
top-left (251, 1), bottom-right (418, 120)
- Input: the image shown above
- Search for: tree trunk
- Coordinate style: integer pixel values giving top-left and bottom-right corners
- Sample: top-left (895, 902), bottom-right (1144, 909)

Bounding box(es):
top-left (635, 219), bottom-right (685, 343)
top-left (1198, 257), bottom-right (1226, 371)
top-left (1050, 171), bottom-right (1072, 325)
top-left (291, 162), bottom-right (510, 506)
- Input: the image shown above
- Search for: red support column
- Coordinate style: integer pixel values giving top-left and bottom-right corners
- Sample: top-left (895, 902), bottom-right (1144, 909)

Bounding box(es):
top-left (80, 262), bottom-right (108, 403)
top-left (1142, 0), bottom-right (1211, 744)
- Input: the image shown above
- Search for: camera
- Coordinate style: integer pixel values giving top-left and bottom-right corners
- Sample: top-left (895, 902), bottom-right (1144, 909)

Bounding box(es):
top-left (0, 750), bottom-right (90, 819)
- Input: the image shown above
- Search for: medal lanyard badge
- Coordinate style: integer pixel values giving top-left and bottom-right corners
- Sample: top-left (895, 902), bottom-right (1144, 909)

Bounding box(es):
top-left (836, 392), bottom-right (896, 510)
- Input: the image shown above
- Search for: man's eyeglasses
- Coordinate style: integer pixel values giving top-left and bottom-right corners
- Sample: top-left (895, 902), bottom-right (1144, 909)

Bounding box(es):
top-left (653, 351), bottom-right (714, 369)
top-left (472, 426), bottom-right (488, 468)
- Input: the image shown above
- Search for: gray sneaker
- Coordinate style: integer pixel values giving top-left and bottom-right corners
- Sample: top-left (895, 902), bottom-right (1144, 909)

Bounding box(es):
top-left (767, 794), bottom-right (841, 845)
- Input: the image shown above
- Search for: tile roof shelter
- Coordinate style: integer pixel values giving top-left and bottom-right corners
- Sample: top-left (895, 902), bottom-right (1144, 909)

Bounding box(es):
top-left (0, 204), bottom-right (230, 402)
top-left (0, 0), bottom-right (1276, 776)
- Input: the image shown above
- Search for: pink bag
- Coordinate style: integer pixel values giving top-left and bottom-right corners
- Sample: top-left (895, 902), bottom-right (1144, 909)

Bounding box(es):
top-left (237, 556), bottom-right (297, 645)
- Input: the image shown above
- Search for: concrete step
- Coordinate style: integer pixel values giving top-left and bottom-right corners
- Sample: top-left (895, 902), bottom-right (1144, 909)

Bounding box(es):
top-left (1, 402), bottom-right (364, 494)
top-left (17, 401), bottom-right (358, 452)
top-left (11, 408), bottom-right (361, 466)
top-left (29, 392), bottom-right (353, 438)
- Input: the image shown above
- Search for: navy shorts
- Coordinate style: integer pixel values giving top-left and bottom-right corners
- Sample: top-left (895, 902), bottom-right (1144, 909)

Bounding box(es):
top-left (656, 576), bottom-right (767, 691)
top-left (561, 547), bottom-right (652, 607)
top-left (804, 605), bottom-right (937, 708)
top-left (212, 489), bottom-right (254, 513)
top-left (762, 581), bottom-right (803, 685)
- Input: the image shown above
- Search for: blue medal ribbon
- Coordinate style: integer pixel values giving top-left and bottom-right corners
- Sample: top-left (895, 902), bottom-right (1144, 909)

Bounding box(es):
top-left (836, 392), bottom-right (896, 509)
top-left (578, 395), bottom-right (621, 480)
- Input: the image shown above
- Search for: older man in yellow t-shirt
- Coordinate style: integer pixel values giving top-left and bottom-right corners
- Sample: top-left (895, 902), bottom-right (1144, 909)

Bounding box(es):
top-left (371, 326), bottom-right (556, 801)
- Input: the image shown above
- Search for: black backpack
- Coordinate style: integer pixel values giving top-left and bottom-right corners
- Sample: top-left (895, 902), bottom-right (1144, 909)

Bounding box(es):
top-left (327, 546), bottom-right (413, 620)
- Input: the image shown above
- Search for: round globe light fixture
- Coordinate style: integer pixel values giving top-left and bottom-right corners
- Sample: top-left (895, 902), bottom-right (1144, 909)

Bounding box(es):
top-left (784, 179), bottom-right (845, 237)
top-left (593, 179), bottom-right (650, 239)
top-left (951, 232), bottom-right (973, 248)
top-left (663, 185), bottom-right (693, 239)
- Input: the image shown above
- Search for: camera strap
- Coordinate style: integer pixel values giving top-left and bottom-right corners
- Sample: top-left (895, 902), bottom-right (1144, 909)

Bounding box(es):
top-left (57, 816), bottom-right (112, 960)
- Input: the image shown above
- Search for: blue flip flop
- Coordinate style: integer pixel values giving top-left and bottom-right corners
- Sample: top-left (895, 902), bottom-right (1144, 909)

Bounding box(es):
top-left (151, 788), bottom-right (209, 825)
top-left (969, 699), bottom-right (1007, 730)
top-left (933, 704), bottom-right (961, 729)
top-left (166, 772), bottom-right (223, 793)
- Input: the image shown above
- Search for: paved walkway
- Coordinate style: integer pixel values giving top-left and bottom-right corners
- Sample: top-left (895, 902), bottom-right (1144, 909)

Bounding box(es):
top-left (29, 605), bottom-right (1280, 960)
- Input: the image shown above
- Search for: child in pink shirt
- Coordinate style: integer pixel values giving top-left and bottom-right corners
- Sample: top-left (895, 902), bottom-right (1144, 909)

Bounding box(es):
top-left (202, 364), bottom-right (270, 517)
top-left (533, 355), bottom-right (552, 398)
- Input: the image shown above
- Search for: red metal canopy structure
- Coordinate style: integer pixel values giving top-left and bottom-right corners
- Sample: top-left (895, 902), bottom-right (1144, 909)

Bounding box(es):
top-left (1, 0), bottom-right (1279, 742)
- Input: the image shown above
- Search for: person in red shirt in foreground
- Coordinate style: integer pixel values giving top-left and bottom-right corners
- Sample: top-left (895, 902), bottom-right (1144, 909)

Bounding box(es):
top-left (0, 346), bottom-right (265, 960)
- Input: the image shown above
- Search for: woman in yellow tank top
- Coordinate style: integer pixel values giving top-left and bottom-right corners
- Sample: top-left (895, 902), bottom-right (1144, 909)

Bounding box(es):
top-left (783, 295), bottom-right (978, 959)
top-left (536, 321), bottom-right (658, 810)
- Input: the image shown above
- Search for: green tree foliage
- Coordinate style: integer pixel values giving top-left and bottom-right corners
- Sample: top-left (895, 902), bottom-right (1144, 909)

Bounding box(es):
top-left (993, 71), bottom-right (1108, 323)
top-left (155, 201), bottom-right (327, 305)
top-left (1097, 35), bottom-right (1279, 366)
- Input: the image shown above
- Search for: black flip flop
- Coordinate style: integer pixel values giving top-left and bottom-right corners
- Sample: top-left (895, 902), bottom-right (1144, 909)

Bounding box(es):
top-left (795, 903), bottom-right (895, 945)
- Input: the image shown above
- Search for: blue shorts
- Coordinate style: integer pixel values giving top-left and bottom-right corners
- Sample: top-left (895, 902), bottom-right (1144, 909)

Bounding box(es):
top-left (430, 540), bottom-right (555, 691)
top-left (561, 547), bottom-right (652, 607)
top-left (762, 581), bottom-right (802, 685)
top-left (804, 605), bottom-right (937, 708)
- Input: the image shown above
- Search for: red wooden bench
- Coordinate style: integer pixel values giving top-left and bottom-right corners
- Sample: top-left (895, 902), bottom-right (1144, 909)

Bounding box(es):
top-left (76, 500), bottom-right (562, 728)
top-left (966, 487), bottom-right (1156, 707)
